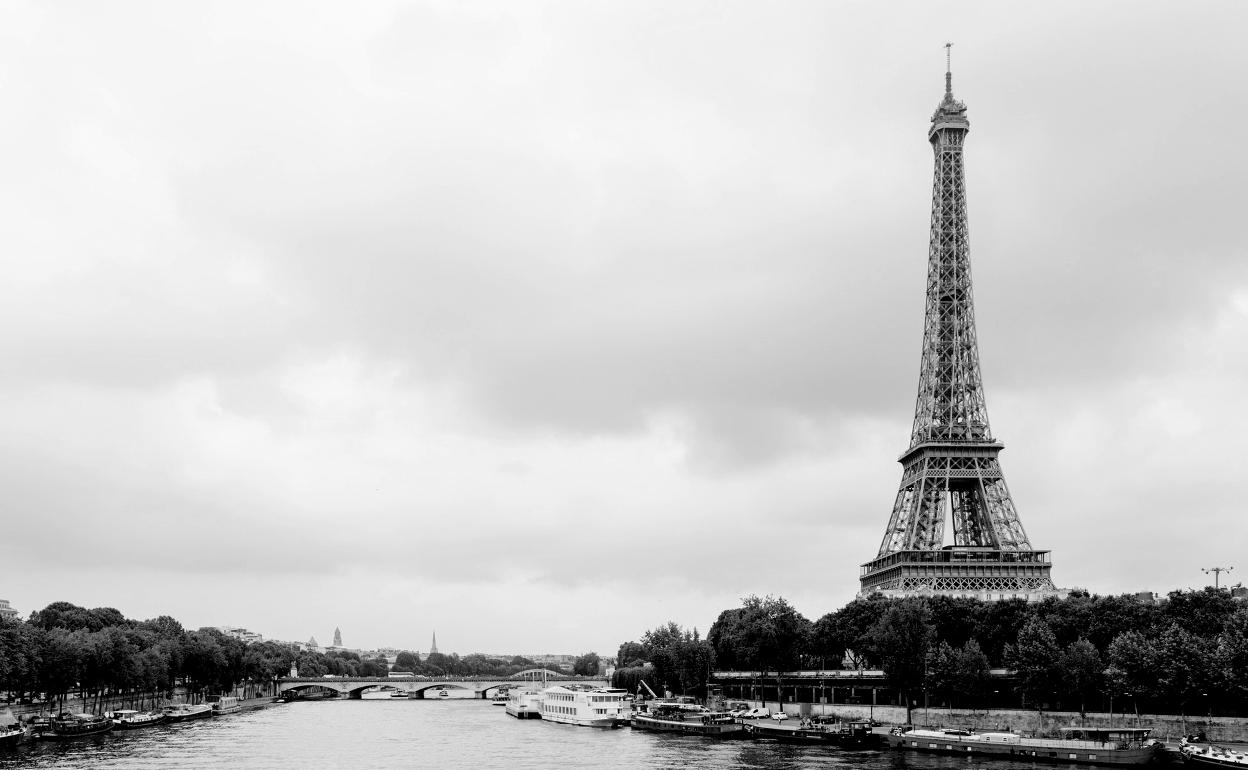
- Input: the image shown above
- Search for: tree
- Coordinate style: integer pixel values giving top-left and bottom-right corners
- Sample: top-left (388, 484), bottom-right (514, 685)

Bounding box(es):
top-left (1004, 617), bottom-right (1061, 711)
top-left (868, 599), bottom-right (934, 724)
top-left (612, 664), bottom-right (658, 695)
top-left (639, 622), bottom-right (715, 696)
top-left (29, 602), bottom-right (99, 632)
top-left (707, 596), bottom-right (810, 672)
top-left (807, 595), bottom-right (890, 669)
top-left (1059, 638), bottom-right (1102, 721)
top-left (572, 652), bottom-right (601, 676)
top-left (393, 651), bottom-right (421, 673)
top-left (953, 639), bottom-right (991, 706)
top-left (1104, 630), bottom-right (1155, 721)
top-left (1162, 588), bottom-right (1239, 639)
top-left (924, 641), bottom-right (958, 708)
top-left (615, 642), bottom-right (646, 669)
top-left (1216, 609), bottom-right (1248, 701)
top-left (1151, 623), bottom-right (1215, 721)
top-left (970, 598), bottom-right (1032, 665)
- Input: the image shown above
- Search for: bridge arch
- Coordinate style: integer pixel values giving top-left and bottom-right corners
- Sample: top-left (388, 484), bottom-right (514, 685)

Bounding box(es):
top-left (509, 669), bottom-right (563, 680)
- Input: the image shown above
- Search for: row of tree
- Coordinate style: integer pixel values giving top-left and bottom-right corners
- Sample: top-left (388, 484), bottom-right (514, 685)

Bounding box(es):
top-left (0, 604), bottom-right (300, 712)
top-left (611, 588), bottom-right (1248, 719)
top-left (0, 601), bottom-right (606, 711)
top-left (384, 650), bottom-right (553, 678)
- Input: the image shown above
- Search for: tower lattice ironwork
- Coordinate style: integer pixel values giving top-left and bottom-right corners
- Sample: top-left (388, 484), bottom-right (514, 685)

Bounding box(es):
top-left (859, 48), bottom-right (1059, 601)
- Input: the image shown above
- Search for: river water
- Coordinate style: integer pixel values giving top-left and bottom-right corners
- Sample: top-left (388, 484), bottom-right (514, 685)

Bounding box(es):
top-left (0, 700), bottom-right (1063, 769)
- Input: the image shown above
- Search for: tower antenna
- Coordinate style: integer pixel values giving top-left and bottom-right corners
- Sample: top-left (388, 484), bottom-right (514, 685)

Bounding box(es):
top-left (945, 42), bottom-right (953, 96)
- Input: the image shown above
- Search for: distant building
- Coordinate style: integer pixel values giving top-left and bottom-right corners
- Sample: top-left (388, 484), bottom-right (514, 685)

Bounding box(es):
top-left (430, 631), bottom-right (438, 655)
top-left (218, 626), bottom-right (264, 644)
top-left (307, 636), bottom-right (320, 652)
top-left (333, 627), bottom-right (343, 648)
top-left (1231, 585), bottom-right (1247, 601)
top-left (524, 654), bottom-right (577, 669)
top-left (0, 599), bottom-right (17, 621)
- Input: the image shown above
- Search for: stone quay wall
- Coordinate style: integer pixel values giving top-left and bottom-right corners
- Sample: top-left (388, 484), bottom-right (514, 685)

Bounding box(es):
top-left (746, 701), bottom-right (1248, 743)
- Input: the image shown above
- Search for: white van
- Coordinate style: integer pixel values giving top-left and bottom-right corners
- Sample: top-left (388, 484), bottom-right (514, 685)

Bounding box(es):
top-left (743, 707), bottom-right (771, 719)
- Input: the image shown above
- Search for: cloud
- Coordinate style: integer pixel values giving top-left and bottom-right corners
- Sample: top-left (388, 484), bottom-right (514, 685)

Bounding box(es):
top-left (1, 1), bottom-right (1246, 651)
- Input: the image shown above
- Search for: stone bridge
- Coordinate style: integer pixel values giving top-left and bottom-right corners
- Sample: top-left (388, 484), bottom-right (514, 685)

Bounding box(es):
top-left (277, 670), bottom-right (608, 700)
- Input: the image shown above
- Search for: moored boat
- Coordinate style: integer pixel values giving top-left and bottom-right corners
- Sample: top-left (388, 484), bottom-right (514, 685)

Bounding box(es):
top-left (1180, 737), bottom-right (1248, 767)
top-left (741, 717), bottom-right (876, 746)
top-left (207, 695), bottom-right (243, 715)
top-left (45, 712), bottom-right (114, 739)
top-left (539, 685), bottom-right (628, 728)
top-left (505, 688), bottom-right (544, 719)
top-left (810, 717), bottom-right (879, 747)
top-left (0, 708), bottom-right (28, 748)
top-left (110, 709), bottom-right (166, 729)
top-left (886, 726), bottom-right (1163, 765)
top-left (162, 703), bottom-right (214, 722)
top-left (741, 719), bottom-right (824, 744)
top-left (631, 703), bottom-right (744, 737)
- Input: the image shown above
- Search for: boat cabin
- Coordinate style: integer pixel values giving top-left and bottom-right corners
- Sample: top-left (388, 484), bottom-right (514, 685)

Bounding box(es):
top-left (1061, 728), bottom-right (1152, 745)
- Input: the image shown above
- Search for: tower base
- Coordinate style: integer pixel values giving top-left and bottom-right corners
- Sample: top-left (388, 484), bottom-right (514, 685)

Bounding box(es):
top-left (859, 547), bottom-right (1065, 602)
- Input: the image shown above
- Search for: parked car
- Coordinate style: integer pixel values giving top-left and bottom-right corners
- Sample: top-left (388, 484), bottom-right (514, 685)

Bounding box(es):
top-left (771, 712), bottom-right (789, 721)
top-left (743, 707), bottom-right (770, 719)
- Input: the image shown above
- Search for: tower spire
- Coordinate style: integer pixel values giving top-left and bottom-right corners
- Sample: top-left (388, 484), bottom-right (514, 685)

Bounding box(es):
top-left (945, 42), bottom-right (953, 97)
top-left (858, 56), bottom-right (1060, 602)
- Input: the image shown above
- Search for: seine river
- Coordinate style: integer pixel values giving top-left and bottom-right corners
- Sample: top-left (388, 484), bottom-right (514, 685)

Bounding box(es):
top-left (1, 701), bottom-right (1054, 769)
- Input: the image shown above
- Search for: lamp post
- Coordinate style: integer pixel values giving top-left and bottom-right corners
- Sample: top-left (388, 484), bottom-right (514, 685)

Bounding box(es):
top-left (1203, 566), bottom-right (1233, 590)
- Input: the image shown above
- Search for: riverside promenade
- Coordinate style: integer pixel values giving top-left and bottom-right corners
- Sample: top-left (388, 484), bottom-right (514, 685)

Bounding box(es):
top-left (771, 702), bottom-right (1248, 743)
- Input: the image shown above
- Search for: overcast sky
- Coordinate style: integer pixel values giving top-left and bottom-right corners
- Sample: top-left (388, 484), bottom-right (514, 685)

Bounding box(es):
top-left (2, 1), bottom-right (1246, 656)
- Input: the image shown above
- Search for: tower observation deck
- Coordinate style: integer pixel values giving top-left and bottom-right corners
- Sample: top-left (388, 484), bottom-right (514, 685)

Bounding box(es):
top-left (859, 48), bottom-right (1062, 602)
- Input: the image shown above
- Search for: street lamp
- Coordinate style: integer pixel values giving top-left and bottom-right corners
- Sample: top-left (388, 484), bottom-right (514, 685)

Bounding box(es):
top-left (1203, 566), bottom-right (1234, 590)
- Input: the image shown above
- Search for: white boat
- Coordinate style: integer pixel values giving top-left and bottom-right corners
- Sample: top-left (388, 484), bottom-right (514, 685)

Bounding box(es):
top-left (206, 695), bottom-right (243, 715)
top-left (162, 703), bottom-right (214, 722)
top-left (538, 685), bottom-right (628, 728)
top-left (1, 708), bottom-right (28, 748)
top-left (505, 688), bottom-right (544, 719)
top-left (1181, 737), bottom-right (1248, 768)
top-left (110, 709), bottom-right (165, 729)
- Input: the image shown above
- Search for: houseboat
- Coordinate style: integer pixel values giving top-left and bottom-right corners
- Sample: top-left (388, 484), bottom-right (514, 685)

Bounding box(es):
top-left (539, 685), bottom-right (628, 728)
top-left (886, 726), bottom-right (1163, 765)
top-left (631, 703), bottom-right (744, 737)
top-left (207, 695), bottom-right (243, 715)
top-left (162, 703), bottom-right (214, 722)
top-left (45, 712), bottom-right (114, 739)
top-left (505, 688), bottom-right (544, 719)
top-left (110, 709), bottom-right (165, 729)
top-left (742, 716), bottom-right (876, 746)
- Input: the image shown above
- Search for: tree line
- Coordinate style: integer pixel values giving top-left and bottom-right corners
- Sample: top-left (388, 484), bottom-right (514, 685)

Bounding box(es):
top-left (385, 650), bottom-right (559, 678)
top-left (0, 601), bottom-right (605, 711)
top-left (0, 602), bottom-right (301, 712)
top-left (610, 588), bottom-right (1248, 719)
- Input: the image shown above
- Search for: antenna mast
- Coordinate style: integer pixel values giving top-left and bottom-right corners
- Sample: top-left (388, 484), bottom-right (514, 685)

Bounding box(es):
top-left (945, 42), bottom-right (953, 96)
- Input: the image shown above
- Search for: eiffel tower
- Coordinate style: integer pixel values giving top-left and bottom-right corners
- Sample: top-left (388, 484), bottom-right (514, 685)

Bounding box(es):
top-left (859, 47), bottom-right (1060, 601)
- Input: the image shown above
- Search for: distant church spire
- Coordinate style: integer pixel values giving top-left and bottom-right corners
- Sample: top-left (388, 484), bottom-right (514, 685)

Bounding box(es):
top-left (430, 631), bottom-right (438, 655)
top-left (333, 627), bottom-right (342, 648)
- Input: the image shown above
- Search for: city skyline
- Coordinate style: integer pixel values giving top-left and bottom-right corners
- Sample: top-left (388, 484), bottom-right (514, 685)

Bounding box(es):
top-left (2, 2), bottom-right (1246, 652)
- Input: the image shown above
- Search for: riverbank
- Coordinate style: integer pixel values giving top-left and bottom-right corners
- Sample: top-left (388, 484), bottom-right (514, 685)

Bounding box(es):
top-left (9, 692), bottom-right (284, 720)
top-left (745, 701), bottom-right (1248, 743)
